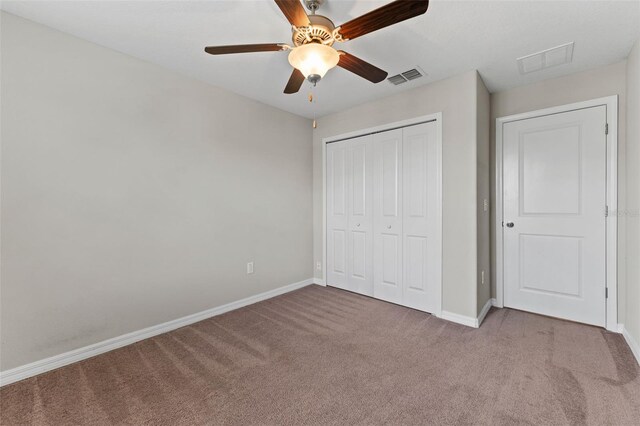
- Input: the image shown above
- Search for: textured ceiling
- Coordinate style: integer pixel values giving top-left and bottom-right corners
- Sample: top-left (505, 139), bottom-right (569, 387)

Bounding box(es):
top-left (2, 0), bottom-right (639, 118)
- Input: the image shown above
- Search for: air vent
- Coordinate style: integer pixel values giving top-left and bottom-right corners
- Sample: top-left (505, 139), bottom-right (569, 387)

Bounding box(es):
top-left (388, 67), bottom-right (425, 85)
top-left (517, 42), bottom-right (574, 74)
top-left (388, 74), bottom-right (408, 85)
top-left (402, 69), bottom-right (422, 81)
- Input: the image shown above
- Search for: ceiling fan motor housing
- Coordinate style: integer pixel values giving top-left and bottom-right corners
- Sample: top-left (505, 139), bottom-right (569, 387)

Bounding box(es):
top-left (292, 14), bottom-right (336, 47)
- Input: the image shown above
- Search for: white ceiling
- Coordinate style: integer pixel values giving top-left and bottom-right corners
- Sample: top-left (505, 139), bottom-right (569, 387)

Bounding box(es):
top-left (2, 0), bottom-right (639, 118)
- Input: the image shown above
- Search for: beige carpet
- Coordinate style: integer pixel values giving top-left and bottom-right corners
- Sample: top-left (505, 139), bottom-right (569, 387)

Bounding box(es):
top-left (1, 284), bottom-right (639, 425)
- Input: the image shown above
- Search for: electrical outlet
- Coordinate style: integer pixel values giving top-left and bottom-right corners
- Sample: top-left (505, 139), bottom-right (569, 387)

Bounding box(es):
top-left (316, 261), bottom-right (322, 271)
top-left (247, 262), bottom-right (254, 274)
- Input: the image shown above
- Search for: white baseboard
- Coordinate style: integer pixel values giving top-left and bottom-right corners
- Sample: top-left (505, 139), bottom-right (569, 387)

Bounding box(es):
top-left (0, 278), bottom-right (314, 387)
top-left (622, 325), bottom-right (640, 366)
top-left (312, 278), bottom-right (326, 286)
top-left (477, 298), bottom-right (495, 327)
top-left (440, 310), bottom-right (478, 328)
top-left (441, 298), bottom-right (496, 329)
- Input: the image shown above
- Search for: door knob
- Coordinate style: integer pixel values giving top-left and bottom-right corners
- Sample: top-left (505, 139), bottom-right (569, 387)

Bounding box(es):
top-left (506, 222), bottom-right (515, 228)
top-left (387, 225), bottom-right (392, 229)
top-left (356, 223), bottom-right (360, 227)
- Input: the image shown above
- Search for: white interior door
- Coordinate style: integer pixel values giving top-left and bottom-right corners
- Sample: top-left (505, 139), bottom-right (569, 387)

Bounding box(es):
top-left (373, 129), bottom-right (403, 304)
top-left (346, 136), bottom-right (374, 296)
top-left (402, 123), bottom-right (440, 312)
top-left (326, 141), bottom-right (348, 290)
top-left (503, 106), bottom-right (607, 327)
top-left (326, 136), bottom-right (373, 294)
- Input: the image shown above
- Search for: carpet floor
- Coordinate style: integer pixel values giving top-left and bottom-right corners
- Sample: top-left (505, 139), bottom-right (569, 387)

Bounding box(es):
top-left (1, 284), bottom-right (639, 425)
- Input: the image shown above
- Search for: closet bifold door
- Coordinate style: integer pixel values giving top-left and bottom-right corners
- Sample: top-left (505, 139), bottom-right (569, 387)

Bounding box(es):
top-left (326, 136), bottom-right (374, 295)
top-left (327, 141), bottom-right (348, 290)
top-left (346, 135), bottom-right (374, 296)
top-left (401, 122), bottom-right (439, 313)
top-left (373, 128), bottom-right (403, 304)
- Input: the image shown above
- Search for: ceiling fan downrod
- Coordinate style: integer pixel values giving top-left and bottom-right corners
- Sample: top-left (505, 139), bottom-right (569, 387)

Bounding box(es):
top-left (304, 0), bottom-right (324, 15)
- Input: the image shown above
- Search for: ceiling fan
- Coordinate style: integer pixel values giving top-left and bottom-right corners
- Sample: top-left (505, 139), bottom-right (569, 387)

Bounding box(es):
top-left (204, 0), bottom-right (430, 94)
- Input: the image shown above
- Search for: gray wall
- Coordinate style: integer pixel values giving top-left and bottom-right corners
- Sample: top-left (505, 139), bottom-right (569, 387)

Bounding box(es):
top-left (626, 40), bottom-right (640, 347)
top-left (0, 12), bottom-right (313, 371)
top-left (476, 74), bottom-right (491, 314)
top-left (312, 71), bottom-right (483, 319)
top-left (490, 61), bottom-right (628, 323)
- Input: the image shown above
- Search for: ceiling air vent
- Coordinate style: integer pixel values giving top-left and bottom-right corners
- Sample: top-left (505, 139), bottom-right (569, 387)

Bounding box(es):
top-left (388, 67), bottom-right (426, 85)
top-left (402, 69), bottom-right (423, 81)
top-left (388, 74), bottom-right (408, 85)
top-left (517, 42), bottom-right (574, 74)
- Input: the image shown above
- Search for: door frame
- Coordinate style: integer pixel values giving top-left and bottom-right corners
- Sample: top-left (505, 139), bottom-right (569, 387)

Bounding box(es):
top-left (322, 113), bottom-right (443, 317)
top-left (495, 96), bottom-right (619, 332)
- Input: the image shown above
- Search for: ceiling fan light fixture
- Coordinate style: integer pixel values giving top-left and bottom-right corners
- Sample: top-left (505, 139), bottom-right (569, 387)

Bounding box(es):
top-left (205, 0), bottom-right (431, 94)
top-left (288, 43), bottom-right (340, 82)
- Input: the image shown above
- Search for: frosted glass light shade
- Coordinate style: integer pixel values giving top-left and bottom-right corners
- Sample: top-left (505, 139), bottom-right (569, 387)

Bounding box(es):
top-left (288, 43), bottom-right (340, 79)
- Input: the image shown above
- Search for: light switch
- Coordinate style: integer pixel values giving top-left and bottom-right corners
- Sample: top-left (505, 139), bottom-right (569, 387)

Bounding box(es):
top-left (247, 262), bottom-right (254, 274)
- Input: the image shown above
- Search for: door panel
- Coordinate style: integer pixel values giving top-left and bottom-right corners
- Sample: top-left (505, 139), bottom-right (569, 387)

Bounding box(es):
top-left (331, 230), bottom-right (347, 274)
top-left (381, 140), bottom-right (401, 217)
top-left (373, 129), bottom-right (403, 304)
top-left (519, 234), bottom-right (582, 297)
top-left (402, 122), bottom-right (439, 312)
top-left (350, 231), bottom-right (367, 278)
top-left (327, 136), bottom-right (373, 295)
top-left (381, 234), bottom-right (399, 285)
top-left (503, 106), bottom-right (606, 326)
top-left (326, 142), bottom-right (348, 290)
top-left (351, 144), bottom-right (367, 215)
top-left (346, 136), bottom-right (374, 295)
top-left (520, 125), bottom-right (582, 215)
top-left (405, 236), bottom-right (427, 291)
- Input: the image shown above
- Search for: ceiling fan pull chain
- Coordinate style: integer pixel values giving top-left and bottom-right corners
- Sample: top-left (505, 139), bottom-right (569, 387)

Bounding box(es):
top-left (309, 91), bottom-right (318, 129)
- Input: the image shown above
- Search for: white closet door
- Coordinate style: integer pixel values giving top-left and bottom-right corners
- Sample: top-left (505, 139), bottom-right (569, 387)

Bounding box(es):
top-left (402, 122), bottom-right (439, 312)
top-left (346, 136), bottom-right (374, 296)
top-left (326, 141), bottom-right (348, 290)
top-left (327, 120), bottom-right (441, 314)
top-left (373, 129), bottom-right (403, 304)
top-left (327, 136), bottom-right (373, 294)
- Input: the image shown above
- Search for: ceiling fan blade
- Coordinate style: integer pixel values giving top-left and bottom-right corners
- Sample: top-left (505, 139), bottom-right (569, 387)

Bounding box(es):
top-left (274, 0), bottom-right (310, 27)
top-left (337, 0), bottom-right (429, 41)
top-left (204, 44), bottom-right (285, 55)
top-left (337, 51), bottom-right (388, 83)
top-left (284, 68), bottom-right (306, 94)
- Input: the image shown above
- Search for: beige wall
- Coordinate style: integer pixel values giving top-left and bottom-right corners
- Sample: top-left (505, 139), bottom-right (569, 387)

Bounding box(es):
top-left (626, 40), bottom-right (640, 347)
top-left (476, 74), bottom-right (491, 314)
top-left (0, 12), bottom-right (313, 371)
top-left (490, 61), bottom-right (628, 323)
top-left (313, 71), bottom-right (483, 318)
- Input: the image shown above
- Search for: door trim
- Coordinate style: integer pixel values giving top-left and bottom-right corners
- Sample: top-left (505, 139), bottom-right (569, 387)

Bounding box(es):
top-left (322, 113), bottom-right (443, 317)
top-left (495, 96), bottom-right (618, 331)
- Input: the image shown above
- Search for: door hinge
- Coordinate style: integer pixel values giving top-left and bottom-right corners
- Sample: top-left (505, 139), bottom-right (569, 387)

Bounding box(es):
top-left (605, 287), bottom-right (609, 299)
top-left (605, 123), bottom-right (609, 135)
top-left (605, 205), bottom-right (609, 217)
